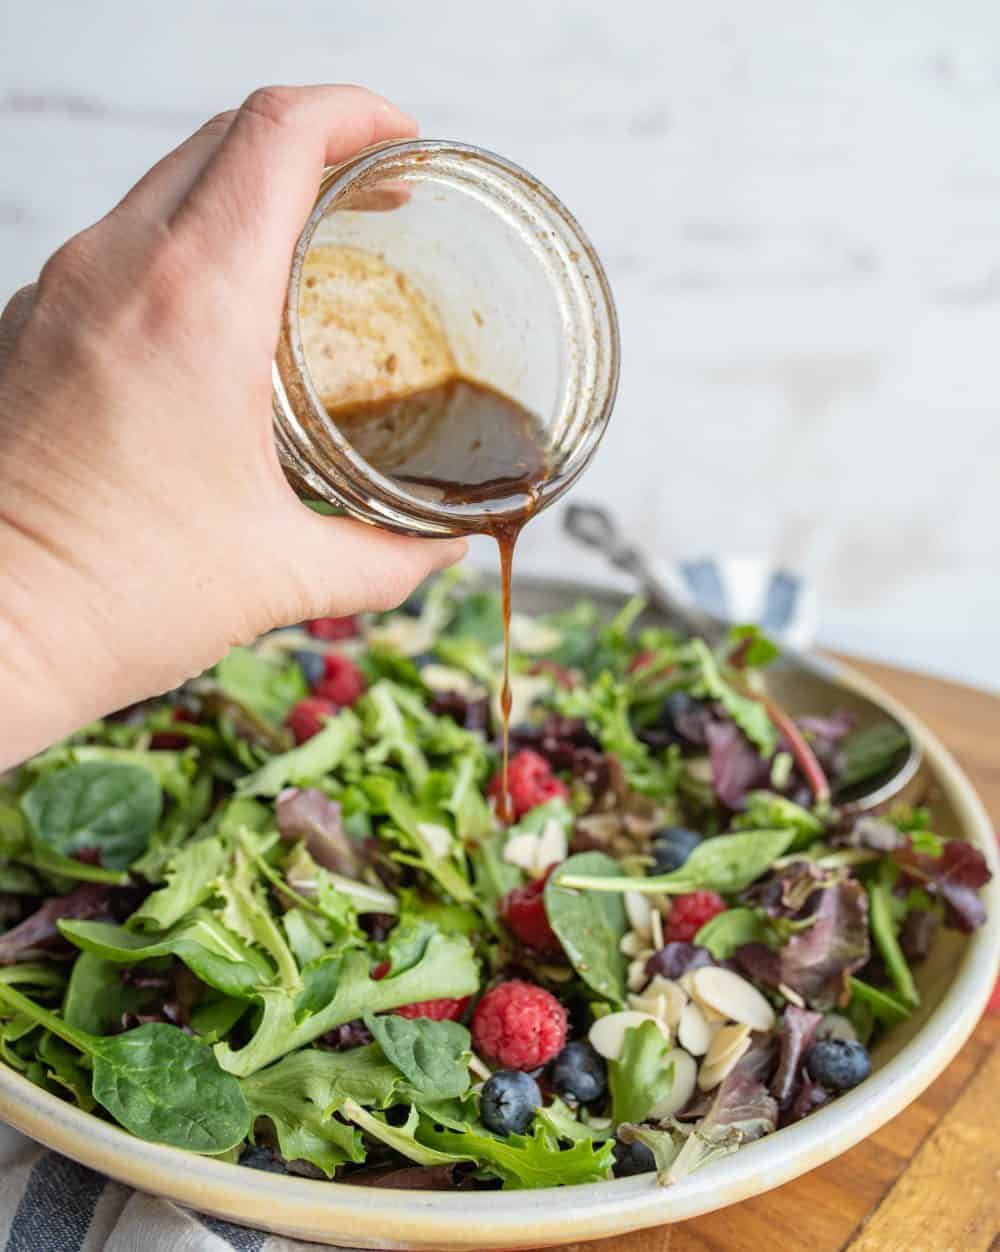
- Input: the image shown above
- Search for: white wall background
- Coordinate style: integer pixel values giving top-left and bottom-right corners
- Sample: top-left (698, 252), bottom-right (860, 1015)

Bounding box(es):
top-left (2, 1), bottom-right (998, 689)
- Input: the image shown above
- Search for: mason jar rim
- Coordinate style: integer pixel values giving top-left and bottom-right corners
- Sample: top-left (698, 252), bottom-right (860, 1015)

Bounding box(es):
top-left (272, 138), bottom-right (619, 537)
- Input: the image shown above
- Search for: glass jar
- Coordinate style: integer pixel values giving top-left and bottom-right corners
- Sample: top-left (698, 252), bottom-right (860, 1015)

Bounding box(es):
top-left (271, 139), bottom-right (619, 538)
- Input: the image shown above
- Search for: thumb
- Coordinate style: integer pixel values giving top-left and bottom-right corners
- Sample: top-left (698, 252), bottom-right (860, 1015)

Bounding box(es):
top-left (247, 505), bottom-right (468, 629)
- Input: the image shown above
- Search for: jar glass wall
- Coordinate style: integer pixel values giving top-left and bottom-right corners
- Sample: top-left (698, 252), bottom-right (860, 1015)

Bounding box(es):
top-left (272, 140), bottom-right (618, 537)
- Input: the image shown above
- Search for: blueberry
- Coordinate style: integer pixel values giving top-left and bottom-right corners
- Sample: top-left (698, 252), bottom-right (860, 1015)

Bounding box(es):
top-left (805, 1038), bottom-right (871, 1092)
top-left (612, 1137), bottom-right (656, 1177)
top-left (480, 1070), bottom-right (542, 1136)
top-left (651, 827), bottom-right (702, 874)
top-left (550, 1041), bottom-right (607, 1105)
top-left (293, 650), bottom-right (326, 688)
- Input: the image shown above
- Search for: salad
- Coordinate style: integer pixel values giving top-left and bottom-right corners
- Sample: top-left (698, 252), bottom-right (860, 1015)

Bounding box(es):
top-left (0, 571), bottom-right (990, 1190)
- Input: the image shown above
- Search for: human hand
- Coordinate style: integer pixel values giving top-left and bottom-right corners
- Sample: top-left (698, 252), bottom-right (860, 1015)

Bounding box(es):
top-left (0, 85), bottom-right (466, 768)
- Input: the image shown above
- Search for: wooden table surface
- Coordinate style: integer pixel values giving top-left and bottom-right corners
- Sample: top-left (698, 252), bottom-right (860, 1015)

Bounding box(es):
top-left (555, 657), bottom-right (1000, 1252)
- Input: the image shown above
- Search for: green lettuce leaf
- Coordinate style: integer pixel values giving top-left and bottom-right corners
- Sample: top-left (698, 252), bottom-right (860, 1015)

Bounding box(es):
top-left (608, 1021), bottom-right (674, 1125)
top-left (214, 933), bottom-right (479, 1077)
top-left (236, 712), bottom-right (361, 798)
top-left (215, 647), bottom-right (307, 724)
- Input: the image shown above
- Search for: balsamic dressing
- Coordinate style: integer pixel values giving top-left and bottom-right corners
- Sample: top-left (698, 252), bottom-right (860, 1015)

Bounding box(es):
top-left (325, 377), bottom-right (550, 821)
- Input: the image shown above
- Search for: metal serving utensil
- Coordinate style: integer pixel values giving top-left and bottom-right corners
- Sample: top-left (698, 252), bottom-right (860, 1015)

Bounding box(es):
top-left (563, 502), bottom-right (923, 812)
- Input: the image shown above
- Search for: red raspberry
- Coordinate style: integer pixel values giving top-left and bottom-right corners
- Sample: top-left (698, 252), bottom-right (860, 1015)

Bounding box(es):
top-left (471, 980), bottom-right (567, 1070)
top-left (393, 997), bottom-right (471, 1022)
top-left (306, 616), bottom-right (358, 641)
top-left (665, 892), bottom-right (727, 943)
top-left (499, 869), bottom-right (563, 956)
top-left (151, 708), bottom-right (199, 750)
top-left (286, 696), bottom-right (338, 744)
top-left (315, 654), bottom-right (366, 707)
top-left (487, 750), bottom-right (570, 819)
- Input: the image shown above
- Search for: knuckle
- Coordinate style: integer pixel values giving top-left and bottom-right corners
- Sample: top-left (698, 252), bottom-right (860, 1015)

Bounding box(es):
top-left (37, 228), bottom-right (100, 304)
top-left (241, 85), bottom-right (299, 130)
top-left (198, 108), bottom-right (238, 141)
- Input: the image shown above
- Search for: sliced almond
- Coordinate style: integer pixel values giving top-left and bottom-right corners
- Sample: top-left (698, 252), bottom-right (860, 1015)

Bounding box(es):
top-left (698, 1035), bottom-right (751, 1091)
top-left (692, 966), bottom-right (776, 1032)
top-left (624, 890), bottom-right (653, 939)
top-left (703, 1022), bottom-right (751, 1070)
top-left (778, 982), bottom-right (806, 1009)
top-left (628, 956), bottom-right (653, 992)
top-left (620, 931), bottom-right (645, 958)
top-left (588, 1011), bottom-right (671, 1062)
top-left (502, 831), bottom-right (540, 873)
top-left (637, 976), bottom-right (688, 1029)
top-left (677, 1000), bottom-right (714, 1056)
top-left (534, 818), bottom-right (568, 873)
top-left (650, 1048), bottom-right (697, 1119)
top-left (688, 990), bottom-right (730, 1024)
top-left (649, 906), bottom-right (664, 951)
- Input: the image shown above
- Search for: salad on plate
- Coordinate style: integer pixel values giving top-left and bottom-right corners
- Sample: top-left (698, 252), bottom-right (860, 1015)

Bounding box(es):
top-left (0, 571), bottom-right (990, 1189)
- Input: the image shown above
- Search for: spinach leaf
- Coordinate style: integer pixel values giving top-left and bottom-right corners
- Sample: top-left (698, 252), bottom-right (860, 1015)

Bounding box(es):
top-left (559, 829), bottom-right (797, 897)
top-left (608, 1021), bottom-right (674, 1125)
top-left (363, 1014), bottom-right (471, 1101)
top-left (867, 874), bottom-right (920, 1007)
top-left (59, 915), bottom-right (272, 1000)
top-left (695, 907), bottom-right (770, 959)
top-left (0, 983), bottom-right (250, 1153)
top-left (215, 647), bottom-right (307, 724)
top-left (544, 852), bottom-right (628, 1006)
top-left (838, 722), bottom-right (910, 793)
top-left (23, 846), bottom-right (130, 886)
top-left (236, 712), bottom-right (361, 798)
top-left (37, 1031), bottom-right (95, 1110)
top-left (21, 762), bottom-right (163, 870)
top-left (63, 951), bottom-right (151, 1035)
top-left (215, 933), bottom-right (479, 1077)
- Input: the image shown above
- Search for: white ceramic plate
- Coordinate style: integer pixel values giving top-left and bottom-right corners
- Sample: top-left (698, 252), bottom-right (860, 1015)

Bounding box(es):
top-left (1, 577), bottom-right (997, 1251)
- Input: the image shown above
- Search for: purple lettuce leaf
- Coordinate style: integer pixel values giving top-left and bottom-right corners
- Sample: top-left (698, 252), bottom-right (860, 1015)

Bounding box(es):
top-left (275, 787), bottom-right (360, 878)
top-left (705, 721), bottom-right (771, 810)
top-left (777, 879), bottom-right (870, 1010)
top-left (770, 1004), bottom-right (823, 1110)
top-left (663, 1038), bottom-right (778, 1183)
top-left (645, 942), bottom-right (715, 981)
top-left (893, 839), bottom-right (991, 933)
top-left (0, 883), bottom-right (112, 965)
top-left (784, 1075), bottom-right (830, 1125)
top-left (735, 879), bottom-right (870, 1011)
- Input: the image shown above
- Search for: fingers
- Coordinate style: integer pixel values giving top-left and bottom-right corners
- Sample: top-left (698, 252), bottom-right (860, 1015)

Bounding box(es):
top-left (255, 506), bottom-right (466, 625)
top-left (0, 285), bottom-right (37, 376)
top-left (116, 111), bottom-right (238, 221)
top-left (171, 84), bottom-right (418, 289)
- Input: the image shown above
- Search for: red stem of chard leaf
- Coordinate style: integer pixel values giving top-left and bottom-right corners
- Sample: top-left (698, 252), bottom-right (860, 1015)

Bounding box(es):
top-left (759, 693), bottom-right (830, 804)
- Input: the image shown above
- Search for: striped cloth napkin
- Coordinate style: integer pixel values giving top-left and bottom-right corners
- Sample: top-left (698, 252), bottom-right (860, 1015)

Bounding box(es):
top-left (0, 1126), bottom-right (358, 1251)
